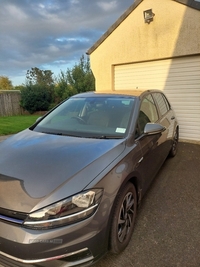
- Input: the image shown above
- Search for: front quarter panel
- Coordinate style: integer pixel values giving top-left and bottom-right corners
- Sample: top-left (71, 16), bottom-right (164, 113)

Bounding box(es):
top-left (85, 139), bottom-right (143, 219)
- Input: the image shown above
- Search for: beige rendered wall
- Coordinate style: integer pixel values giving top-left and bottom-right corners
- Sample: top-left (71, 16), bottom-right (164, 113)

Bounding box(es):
top-left (90, 0), bottom-right (200, 91)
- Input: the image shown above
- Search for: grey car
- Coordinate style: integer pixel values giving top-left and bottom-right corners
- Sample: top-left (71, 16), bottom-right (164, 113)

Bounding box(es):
top-left (0, 90), bottom-right (178, 267)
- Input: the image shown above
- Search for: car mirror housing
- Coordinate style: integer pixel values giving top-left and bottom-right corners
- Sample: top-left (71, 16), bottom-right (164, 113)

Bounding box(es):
top-left (36, 116), bottom-right (42, 123)
top-left (144, 123), bottom-right (166, 135)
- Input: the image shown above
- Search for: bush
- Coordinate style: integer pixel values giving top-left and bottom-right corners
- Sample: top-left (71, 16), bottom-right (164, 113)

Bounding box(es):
top-left (20, 84), bottom-right (52, 114)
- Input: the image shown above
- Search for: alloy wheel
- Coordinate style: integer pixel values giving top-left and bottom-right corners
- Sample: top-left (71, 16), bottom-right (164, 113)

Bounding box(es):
top-left (117, 192), bottom-right (135, 243)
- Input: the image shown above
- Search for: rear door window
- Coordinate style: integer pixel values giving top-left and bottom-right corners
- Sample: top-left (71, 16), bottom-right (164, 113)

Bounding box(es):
top-left (138, 94), bottom-right (159, 134)
top-left (153, 93), bottom-right (170, 116)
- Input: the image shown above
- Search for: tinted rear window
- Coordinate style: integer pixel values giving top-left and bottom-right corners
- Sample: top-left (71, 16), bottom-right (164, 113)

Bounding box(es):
top-left (153, 93), bottom-right (170, 116)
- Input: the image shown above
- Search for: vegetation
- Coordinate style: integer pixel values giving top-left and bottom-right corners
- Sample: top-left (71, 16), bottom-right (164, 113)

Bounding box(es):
top-left (0, 55), bottom-right (95, 134)
top-left (0, 115), bottom-right (40, 135)
top-left (66, 55), bottom-right (95, 94)
top-left (19, 67), bottom-right (55, 113)
top-left (26, 67), bottom-right (54, 87)
top-left (18, 55), bottom-right (95, 113)
top-left (0, 76), bottom-right (13, 90)
top-left (0, 56), bottom-right (95, 135)
top-left (20, 84), bottom-right (53, 114)
top-left (54, 55), bottom-right (95, 103)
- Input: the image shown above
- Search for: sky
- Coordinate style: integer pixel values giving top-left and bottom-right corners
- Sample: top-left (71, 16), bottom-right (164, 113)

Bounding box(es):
top-left (0, 0), bottom-right (134, 86)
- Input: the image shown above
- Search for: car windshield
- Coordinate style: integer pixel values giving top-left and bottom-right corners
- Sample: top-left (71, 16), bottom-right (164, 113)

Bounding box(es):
top-left (32, 96), bottom-right (135, 139)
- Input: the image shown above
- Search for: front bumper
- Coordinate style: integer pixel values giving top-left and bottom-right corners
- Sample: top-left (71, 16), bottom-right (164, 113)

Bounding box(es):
top-left (0, 211), bottom-right (108, 267)
top-left (0, 248), bottom-right (94, 267)
top-left (0, 247), bottom-right (93, 267)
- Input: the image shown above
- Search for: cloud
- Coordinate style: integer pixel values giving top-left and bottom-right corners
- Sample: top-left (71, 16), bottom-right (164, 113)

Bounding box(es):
top-left (0, 0), bottom-right (134, 85)
top-left (97, 1), bottom-right (118, 12)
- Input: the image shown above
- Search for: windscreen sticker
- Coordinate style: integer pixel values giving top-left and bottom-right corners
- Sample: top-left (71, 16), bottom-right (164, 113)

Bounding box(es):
top-left (116, 128), bottom-right (126, 133)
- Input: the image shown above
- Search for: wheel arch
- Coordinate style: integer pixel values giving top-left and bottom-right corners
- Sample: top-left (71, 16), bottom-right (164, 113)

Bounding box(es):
top-left (120, 172), bottom-right (142, 207)
top-left (108, 177), bottom-right (138, 253)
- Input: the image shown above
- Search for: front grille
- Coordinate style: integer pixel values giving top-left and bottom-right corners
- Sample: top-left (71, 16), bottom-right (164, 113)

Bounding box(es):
top-left (0, 207), bottom-right (27, 225)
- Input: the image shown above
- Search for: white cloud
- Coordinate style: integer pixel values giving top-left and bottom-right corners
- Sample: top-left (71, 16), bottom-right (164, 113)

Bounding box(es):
top-left (6, 4), bottom-right (28, 20)
top-left (0, 0), bottom-right (134, 85)
top-left (48, 45), bottom-right (60, 53)
top-left (97, 1), bottom-right (118, 12)
top-left (71, 0), bottom-right (79, 4)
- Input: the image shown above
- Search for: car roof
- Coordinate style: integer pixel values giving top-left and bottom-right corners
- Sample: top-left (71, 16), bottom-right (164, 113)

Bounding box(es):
top-left (94, 90), bottom-right (145, 97)
top-left (73, 90), bottom-right (162, 98)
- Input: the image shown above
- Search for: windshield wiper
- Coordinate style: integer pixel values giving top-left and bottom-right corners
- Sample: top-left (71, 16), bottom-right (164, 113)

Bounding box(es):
top-left (42, 132), bottom-right (123, 139)
top-left (42, 132), bottom-right (63, 135)
top-left (91, 135), bottom-right (123, 139)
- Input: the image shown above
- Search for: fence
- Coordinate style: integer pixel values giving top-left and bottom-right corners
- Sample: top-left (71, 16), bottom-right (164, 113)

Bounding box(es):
top-left (0, 90), bottom-right (23, 116)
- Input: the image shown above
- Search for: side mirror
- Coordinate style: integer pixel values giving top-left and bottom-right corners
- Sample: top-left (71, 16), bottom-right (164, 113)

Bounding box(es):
top-left (144, 123), bottom-right (166, 135)
top-left (36, 116), bottom-right (42, 123)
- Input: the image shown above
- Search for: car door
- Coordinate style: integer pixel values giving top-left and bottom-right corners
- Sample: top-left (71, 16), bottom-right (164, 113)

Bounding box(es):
top-left (135, 93), bottom-right (168, 196)
top-left (152, 92), bottom-right (176, 155)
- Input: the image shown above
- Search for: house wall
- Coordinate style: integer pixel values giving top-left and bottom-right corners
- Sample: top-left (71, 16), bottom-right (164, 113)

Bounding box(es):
top-left (90, 0), bottom-right (200, 91)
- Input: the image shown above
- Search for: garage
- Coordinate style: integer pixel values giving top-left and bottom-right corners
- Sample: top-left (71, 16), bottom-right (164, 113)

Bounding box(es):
top-left (88, 0), bottom-right (200, 142)
top-left (114, 55), bottom-right (200, 141)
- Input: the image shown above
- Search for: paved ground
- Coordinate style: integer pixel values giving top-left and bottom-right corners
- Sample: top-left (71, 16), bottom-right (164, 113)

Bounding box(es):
top-left (0, 137), bottom-right (200, 267)
top-left (93, 142), bottom-right (200, 267)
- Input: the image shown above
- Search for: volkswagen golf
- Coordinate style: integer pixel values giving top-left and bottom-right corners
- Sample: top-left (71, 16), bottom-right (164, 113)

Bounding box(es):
top-left (0, 90), bottom-right (179, 266)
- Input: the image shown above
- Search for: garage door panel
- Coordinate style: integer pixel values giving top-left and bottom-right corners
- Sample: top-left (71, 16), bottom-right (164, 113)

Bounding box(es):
top-left (178, 119), bottom-right (200, 126)
top-left (166, 96), bottom-right (200, 102)
top-left (174, 110), bottom-right (200, 116)
top-left (165, 85), bottom-right (199, 90)
top-left (167, 100), bottom-right (200, 106)
top-left (165, 88), bottom-right (200, 93)
top-left (181, 133), bottom-right (200, 141)
top-left (114, 56), bottom-right (200, 141)
top-left (165, 77), bottom-right (200, 84)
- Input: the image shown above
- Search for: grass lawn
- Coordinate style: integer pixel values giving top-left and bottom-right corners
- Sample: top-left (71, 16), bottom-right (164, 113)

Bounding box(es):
top-left (0, 115), bottom-right (40, 135)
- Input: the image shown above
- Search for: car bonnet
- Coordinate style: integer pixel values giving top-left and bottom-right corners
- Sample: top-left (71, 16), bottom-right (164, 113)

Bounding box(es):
top-left (0, 129), bottom-right (125, 213)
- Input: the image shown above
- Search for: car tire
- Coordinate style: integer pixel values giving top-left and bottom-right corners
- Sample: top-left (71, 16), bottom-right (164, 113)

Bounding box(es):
top-left (169, 127), bottom-right (179, 157)
top-left (109, 182), bottom-right (137, 254)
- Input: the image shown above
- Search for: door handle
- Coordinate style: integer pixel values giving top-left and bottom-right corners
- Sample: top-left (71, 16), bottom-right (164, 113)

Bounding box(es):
top-left (138, 157), bottom-right (143, 163)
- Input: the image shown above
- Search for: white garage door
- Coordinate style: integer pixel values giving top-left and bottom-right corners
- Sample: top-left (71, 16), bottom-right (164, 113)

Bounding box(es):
top-left (114, 56), bottom-right (200, 141)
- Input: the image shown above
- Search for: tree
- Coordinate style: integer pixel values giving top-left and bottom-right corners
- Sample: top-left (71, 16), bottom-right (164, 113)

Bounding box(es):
top-left (66, 55), bottom-right (95, 94)
top-left (14, 85), bottom-right (26, 91)
top-left (20, 84), bottom-right (52, 114)
top-left (20, 56), bottom-right (95, 112)
top-left (21, 67), bottom-right (55, 112)
top-left (0, 76), bottom-right (13, 90)
top-left (55, 55), bottom-right (95, 103)
top-left (54, 71), bottom-right (76, 104)
top-left (26, 67), bottom-right (55, 102)
top-left (26, 67), bottom-right (54, 87)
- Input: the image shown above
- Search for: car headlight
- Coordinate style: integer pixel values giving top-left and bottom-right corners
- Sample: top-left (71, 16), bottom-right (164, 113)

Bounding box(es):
top-left (23, 189), bottom-right (103, 229)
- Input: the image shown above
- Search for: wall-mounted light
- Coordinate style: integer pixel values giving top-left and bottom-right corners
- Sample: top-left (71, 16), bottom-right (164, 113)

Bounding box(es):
top-left (143, 9), bottom-right (155, 24)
